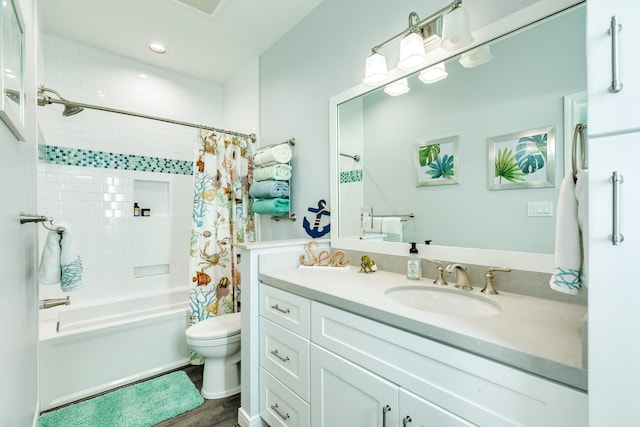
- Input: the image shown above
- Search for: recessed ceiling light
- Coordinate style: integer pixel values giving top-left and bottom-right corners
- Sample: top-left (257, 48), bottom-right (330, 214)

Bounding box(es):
top-left (147, 42), bottom-right (168, 54)
top-left (138, 73), bottom-right (148, 79)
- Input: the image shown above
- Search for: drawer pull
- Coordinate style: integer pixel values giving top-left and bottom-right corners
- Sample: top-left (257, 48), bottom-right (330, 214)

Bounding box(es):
top-left (610, 171), bottom-right (624, 245)
top-left (403, 415), bottom-right (412, 427)
top-left (382, 404), bottom-right (391, 427)
top-left (271, 403), bottom-right (290, 420)
top-left (270, 349), bottom-right (290, 362)
top-left (608, 16), bottom-right (623, 93)
top-left (271, 303), bottom-right (291, 314)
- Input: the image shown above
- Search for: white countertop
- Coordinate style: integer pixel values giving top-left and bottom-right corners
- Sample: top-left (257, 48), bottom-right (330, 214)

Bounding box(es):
top-left (259, 266), bottom-right (587, 391)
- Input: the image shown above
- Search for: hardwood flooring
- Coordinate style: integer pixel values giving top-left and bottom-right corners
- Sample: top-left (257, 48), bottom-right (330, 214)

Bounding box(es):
top-left (40, 364), bottom-right (241, 427)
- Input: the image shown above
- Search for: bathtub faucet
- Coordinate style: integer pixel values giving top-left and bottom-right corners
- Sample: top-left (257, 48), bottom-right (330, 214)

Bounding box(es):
top-left (39, 296), bottom-right (70, 310)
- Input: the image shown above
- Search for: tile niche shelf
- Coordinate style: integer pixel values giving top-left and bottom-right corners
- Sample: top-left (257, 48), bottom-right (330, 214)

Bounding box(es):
top-left (133, 179), bottom-right (169, 217)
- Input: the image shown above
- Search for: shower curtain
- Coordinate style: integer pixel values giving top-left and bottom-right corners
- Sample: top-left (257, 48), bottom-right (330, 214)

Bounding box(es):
top-left (189, 129), bottom-right (255, 364)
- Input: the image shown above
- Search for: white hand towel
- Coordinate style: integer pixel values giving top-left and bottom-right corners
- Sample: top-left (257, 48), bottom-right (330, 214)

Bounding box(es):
top-left (254, 163), bottom-right (292, 182)
top-left (254, 143), bottom-right (292, 166)
top-left (382, 217), bottom-right (403, 243)
top-left (38, 223), bottom-right (83, 292)
top-left (575, 169), bottom-right (588, 288)
top-left (550, 172), bottom-right (586, 294)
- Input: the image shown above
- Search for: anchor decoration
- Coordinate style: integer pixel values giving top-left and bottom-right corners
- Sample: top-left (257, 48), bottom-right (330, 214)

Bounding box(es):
top-left (303, 199), bottom-right (330, 238)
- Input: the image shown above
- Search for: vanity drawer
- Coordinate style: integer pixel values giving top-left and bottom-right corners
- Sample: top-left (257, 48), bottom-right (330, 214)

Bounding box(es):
top-left (311, 301), bottom-right (587, 427)
top-left (260, 284), bottom-right (310, 338)
top-left (260, 368), bottom-right (310, 427)
top-left (260, 317), bottom-right (310, 401)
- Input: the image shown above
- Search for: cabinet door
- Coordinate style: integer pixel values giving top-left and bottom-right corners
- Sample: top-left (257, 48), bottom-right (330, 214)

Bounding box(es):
top-left (311, 344), bottom-right (399, 427)
top-left (588, 132), bottom-right (640, 426)
top-left (587, 1), bottom-right (640, 135)
top-left (399, 389), bottom-right (475, 427)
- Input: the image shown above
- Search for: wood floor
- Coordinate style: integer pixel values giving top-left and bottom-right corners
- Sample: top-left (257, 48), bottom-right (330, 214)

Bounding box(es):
top-left (40, 364), bottom-right (241, 427)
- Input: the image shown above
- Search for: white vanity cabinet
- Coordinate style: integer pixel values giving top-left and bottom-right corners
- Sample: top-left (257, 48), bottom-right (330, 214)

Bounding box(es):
top-left (586, 1), bottom-right (640, 135)
top-left (259, 285), bottom-right (311, 427)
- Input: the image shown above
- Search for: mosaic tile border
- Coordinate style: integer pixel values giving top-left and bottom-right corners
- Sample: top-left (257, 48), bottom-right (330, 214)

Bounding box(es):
top-left (38, 144), bottom-right (193, 175)
top-left (340, 169), bottom-right (363, 184)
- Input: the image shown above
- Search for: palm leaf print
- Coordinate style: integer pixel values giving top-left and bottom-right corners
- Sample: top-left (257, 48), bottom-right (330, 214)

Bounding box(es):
top-left (426, 154), bottom-right (455, 179)
top-left (495, 148), bottom-right (526, 183)
top-left (418, 144), bottom-right (440, 167)
top-left (515, 133), bottom-right (547, 174)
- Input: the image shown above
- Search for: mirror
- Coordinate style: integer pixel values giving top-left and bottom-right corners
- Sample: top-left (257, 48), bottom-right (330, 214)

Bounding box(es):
top-left (331, 5), bottom-right (585, 272)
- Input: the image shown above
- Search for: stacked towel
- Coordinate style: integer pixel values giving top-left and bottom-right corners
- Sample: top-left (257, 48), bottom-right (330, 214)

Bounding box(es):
top-left (252, 198), bottom-right (290, 215)
top-left (254, 163), bottom-right (292, 182)
top-left (249, 180), bottom-right (290, 199)
top-left (38, 224), bottom-right (83, 292)
top-left (254, 143), bottom-right (292, 166)
top-left (549, 169), bottom-right (588, 294)
top-left (382, 217), bottom-right (403, 242)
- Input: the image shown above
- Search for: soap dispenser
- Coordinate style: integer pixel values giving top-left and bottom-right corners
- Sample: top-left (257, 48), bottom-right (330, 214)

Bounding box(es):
top-left (407, 242), bottom-right (421, 280)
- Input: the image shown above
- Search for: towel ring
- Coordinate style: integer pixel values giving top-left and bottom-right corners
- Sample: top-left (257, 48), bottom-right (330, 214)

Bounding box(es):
top-left (572, 123), bottom-right (587, 183)
top-left (19, 212), bottom-right (65, 233)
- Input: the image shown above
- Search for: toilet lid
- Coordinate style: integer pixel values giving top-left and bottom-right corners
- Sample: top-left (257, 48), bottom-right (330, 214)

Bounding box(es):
top-left (187, 312), bottom-right (241, 339)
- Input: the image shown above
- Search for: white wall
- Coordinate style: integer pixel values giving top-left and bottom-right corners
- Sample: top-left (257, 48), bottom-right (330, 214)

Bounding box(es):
top-left (37, 35), bottom-right (226, 306)
top-left (0, 0), bottom-right (39, 424)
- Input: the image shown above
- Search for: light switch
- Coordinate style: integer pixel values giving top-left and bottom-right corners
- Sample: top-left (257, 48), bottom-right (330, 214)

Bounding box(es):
top-left (527, 201), bottom-right (553, 217)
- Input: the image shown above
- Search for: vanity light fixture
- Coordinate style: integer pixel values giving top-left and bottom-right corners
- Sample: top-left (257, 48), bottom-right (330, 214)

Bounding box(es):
top-left (441, 5), bottom-right (474, 51)
top-left (384, 78), bottom-right (410, 96)
top-left (459, 45), bottom-right (492, 68)
top-left (363, 0), bottom-right (467, 86)
top-left (419, 62), bottom-right (448, 84)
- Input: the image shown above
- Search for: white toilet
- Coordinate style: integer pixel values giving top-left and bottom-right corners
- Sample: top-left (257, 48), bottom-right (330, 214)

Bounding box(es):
top-left (185, 312), bottom-right (242, 399)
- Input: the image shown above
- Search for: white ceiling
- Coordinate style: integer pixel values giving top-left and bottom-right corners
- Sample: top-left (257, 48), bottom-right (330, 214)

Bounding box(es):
top-left (39, 0), bottom-right (325, 86)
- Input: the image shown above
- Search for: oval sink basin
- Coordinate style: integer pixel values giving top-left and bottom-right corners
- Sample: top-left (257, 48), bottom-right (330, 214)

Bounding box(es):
top-left (385, 286), bottom-right (501, 317)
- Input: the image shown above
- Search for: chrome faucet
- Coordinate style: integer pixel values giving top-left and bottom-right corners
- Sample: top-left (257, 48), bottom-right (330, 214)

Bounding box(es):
top-left (425, 258), bottom-right (448, 286)
top-left (445, 263), bottom-right (473, 291)
top-left (481, 267), bottom-right (512, 294)
top-left (39, 296), bottom-right (70, 310)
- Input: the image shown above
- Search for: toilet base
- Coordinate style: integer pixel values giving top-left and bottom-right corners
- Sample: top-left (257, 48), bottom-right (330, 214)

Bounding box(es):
top-left (201, 357), bottom-right (241, 399)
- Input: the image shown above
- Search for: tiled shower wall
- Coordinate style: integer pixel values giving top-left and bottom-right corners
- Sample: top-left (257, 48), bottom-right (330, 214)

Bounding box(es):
top-left (37, 34), bottom-right (226, 304)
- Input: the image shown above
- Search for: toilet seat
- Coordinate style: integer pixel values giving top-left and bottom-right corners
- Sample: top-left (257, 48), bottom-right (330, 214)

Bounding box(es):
top-left (186, 312), bottom-right (241, 340)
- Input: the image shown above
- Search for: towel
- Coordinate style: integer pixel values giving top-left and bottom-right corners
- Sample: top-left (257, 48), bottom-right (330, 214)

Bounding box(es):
top-left (550, 170), bottom-right (588, 294)
top-left (249, 180), bottom-right (290, 199)
top-left (38, 224), bottom-right (84, 292)
top-left (254, 163), bottom-right (292, 182)
top-left (252, 198), bottom-right (290, 215)
top-left (254, 143), bottom-right (292, 166)
top-left (381, 217), bottom-right (403, 242)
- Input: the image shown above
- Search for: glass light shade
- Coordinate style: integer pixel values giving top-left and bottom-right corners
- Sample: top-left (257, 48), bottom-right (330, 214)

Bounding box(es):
top-left (441, 7), bottom-right (474, 51)
top-left (398, 32), bottom-right (426, 71)
top-left (418, 62), bottom-right (448, 84)
top-left (363, 52), bottom-right (388, 85)
top-left (459, 45), bottom-right (493, 68)
top-left (384, 78), bottom-right (410, 96)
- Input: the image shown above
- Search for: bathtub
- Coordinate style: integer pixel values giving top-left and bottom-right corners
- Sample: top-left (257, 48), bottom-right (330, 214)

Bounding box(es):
top-left (39, 288), bottom-right (191, 411)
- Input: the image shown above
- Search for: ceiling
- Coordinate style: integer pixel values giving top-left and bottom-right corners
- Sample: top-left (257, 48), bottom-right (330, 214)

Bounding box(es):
top-left (39, 0), bottom-right (325, 86)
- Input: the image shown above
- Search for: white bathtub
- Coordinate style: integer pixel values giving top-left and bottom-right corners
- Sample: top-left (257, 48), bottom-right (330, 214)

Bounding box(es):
top-left (39, 288), bottom-right (191, 410)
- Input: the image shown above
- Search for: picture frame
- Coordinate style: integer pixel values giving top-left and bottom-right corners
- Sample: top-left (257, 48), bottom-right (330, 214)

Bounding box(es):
top-left (488, 126), bottom-right (555, 190)
top-left (416, 135), bottom-right (459, 186)
top-left (1, 0), bottom-right (25, 141)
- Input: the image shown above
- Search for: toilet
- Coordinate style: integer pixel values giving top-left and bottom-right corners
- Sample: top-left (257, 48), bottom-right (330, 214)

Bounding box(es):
top-left (185, 312), bottom-right (242, 399)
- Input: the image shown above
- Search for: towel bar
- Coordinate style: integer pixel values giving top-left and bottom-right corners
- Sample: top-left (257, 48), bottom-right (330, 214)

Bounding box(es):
top-left (19, 212), bottom-right (65, 233)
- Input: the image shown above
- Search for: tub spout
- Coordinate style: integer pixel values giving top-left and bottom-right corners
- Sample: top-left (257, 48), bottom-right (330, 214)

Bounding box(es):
top-left (39, 297), bottom-right (70, 310)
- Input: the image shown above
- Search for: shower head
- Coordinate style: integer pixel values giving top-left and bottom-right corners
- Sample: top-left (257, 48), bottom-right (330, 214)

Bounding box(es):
top-left (38, 86), bottom-right (85, 116)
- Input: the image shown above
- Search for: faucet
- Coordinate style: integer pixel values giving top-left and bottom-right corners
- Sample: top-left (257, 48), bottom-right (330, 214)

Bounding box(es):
top-left (445, 263), bottom-right (473, 291)
top-left (39, 296), bottom-right (70, 310)
top-left (425, 259), bottom-right (448, 286)
top-left (481, 267), bottom-right (512, 294)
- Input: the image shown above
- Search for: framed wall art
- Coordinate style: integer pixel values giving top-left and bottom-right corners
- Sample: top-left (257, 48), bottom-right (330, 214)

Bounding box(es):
top-left (488, 126), bottom-right (555, 190)
top-left (416, 135), bottom-right (459, 186)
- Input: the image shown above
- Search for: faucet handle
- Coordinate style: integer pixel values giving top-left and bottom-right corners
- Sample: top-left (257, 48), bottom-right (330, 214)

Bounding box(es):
top-left (424, 258), bottom-right (448, 286)
top-left (482, 267), bottom-right (512, 294)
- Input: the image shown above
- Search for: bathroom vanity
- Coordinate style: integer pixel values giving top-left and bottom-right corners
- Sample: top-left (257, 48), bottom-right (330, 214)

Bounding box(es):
top-left (253, 258), bottom-right (587, 427)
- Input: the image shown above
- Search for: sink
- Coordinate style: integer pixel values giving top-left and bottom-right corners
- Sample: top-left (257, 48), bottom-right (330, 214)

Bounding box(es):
top-left (385, 286), bottom-right (501, 317)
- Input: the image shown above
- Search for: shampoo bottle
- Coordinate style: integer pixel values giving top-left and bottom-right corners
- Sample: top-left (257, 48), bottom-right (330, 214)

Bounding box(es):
top-left (407, 242), bottom-right (421, 280)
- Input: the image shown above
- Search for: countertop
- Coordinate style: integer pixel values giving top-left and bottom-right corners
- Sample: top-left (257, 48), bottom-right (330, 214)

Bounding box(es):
top-left (259, 266), bottom-right (587, 391)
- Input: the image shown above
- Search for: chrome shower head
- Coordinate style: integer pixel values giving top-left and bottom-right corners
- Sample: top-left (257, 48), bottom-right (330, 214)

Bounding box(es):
top-left (38, 86), bottom-right (84, 117)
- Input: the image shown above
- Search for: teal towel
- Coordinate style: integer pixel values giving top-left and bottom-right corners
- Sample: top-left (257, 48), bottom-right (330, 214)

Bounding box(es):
top-left (249, 180), bottom-right (290, 199)
top-left (253, 198), bottom-right (290, 215)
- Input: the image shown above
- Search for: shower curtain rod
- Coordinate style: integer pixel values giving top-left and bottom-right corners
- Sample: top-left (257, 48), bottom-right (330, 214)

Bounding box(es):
top-left (39, 94), bottom-right (257, 142)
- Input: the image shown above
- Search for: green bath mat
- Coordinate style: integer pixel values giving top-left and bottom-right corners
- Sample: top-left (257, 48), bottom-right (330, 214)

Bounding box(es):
top-left (38, 370), bottom-right (204, 427)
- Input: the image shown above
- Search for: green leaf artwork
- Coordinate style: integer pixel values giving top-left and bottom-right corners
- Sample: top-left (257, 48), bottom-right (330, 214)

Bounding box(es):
top-left (495, 148), bottom-right (526, 183)
top-left (418, 144), bottom-right (440, 167)
top-left (515, 133), bottom-right (547, 174)
top-left (426, 154), bottom-right (455, 179)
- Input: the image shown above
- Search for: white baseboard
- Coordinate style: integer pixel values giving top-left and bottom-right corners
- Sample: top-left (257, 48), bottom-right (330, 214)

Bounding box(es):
top-left (238, 406), bottom-right (265, 427)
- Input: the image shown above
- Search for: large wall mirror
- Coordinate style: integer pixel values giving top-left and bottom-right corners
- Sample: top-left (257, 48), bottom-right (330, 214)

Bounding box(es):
top-left (330, 3), bottom-right (586, 272)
